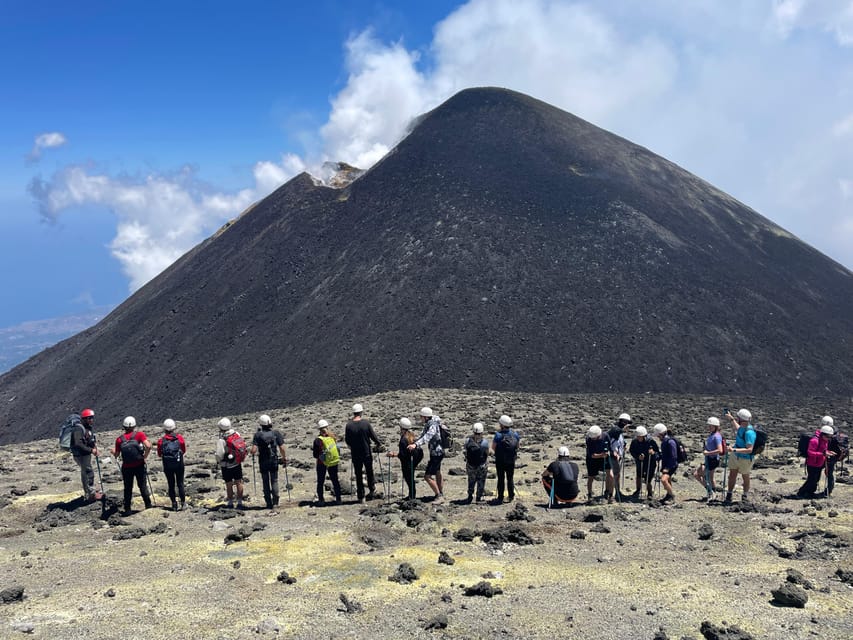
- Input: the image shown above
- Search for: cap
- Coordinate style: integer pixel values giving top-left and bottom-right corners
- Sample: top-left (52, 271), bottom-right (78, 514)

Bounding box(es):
top-left (653, 423), bottom-right (667, 436)
top-left (420, 407), bottom-right (433, 417)
top-left (558, 446), bottom-right (570, 457)
top-left (473, 422), bottom-right (484, 434)
top-left (163, 419), bottom-right (176, 431)
top-left (587, 425), bottom-right (602, 438)
top-left (706, 417), bottom-right (720, 427)
top-left (498, 415), bottom-right (513, 427)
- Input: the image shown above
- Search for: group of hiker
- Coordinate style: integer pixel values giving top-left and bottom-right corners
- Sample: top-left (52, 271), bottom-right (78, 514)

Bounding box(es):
top-left (61, 404), bottom-right (846, 513)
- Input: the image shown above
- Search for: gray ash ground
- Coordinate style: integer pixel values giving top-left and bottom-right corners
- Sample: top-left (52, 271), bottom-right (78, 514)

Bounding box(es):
top-left (0, 388), bottom-right (851, 639)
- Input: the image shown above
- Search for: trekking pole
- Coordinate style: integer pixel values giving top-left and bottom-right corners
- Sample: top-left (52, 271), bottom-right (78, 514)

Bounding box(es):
top-left (252, 455), bottom-right (257, 496)
top-left (95, 454), bottom-right (105, 498)
top-left (145, 463), bottom-right (157, 507)
top-left (283, 460), bottom-right (292, 502)
top-left (548, 476), bottom-right (555, 510)
top-left (600, 453), bottom-right (607, 499)
top-left (386, 453), bottom-right (392, 503)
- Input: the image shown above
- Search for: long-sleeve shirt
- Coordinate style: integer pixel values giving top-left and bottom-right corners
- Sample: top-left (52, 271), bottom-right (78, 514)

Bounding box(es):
top-left (70, 425), bottom-right (95, 457)
top-left (344, 420), bottom-right (382, 459)
top-left (659, 436), bottom-right (678, 470)
top-left (414, 418), bottom-right (443, 455)
top-left (806, 430), bottom-right (829, 468)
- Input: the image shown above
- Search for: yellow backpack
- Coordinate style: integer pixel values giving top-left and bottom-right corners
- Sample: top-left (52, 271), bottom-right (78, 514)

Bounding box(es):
top-left (319, 436), bottom-right (340, 467)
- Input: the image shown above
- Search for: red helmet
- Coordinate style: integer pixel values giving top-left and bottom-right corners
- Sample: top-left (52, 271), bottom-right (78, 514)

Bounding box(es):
top-left (80, 409), bottom-right (95, 419)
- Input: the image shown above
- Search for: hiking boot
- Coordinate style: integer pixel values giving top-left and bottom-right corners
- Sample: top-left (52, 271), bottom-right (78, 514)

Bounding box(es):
top-left (433, 495), bottom-right (445, 505)
top-left (607, 496), bottom-right (614, 504)
top-left (316, 499), bottom-right (326, 507)
top-left (358, 498), bottom-right (366, 504)
top-left (143, 500), bottom-right (152, 509)
top-left (171, 501), bottom-right (179, 512)
top-left (366, 491), bottom-right (377, 501)
top-left (476, 494), bottom-right (484, 502)
top-left (179, 501), bottom-right (186, 511)
top-left (226, 500), bottom-right (234, 509)
top-left (723, 493), bottom-right (733, 505)
top-left (707, 492), bottom-right (716, 503)
top-left (741, 493), bottom-right (750, 502)
top-left (661, 494), bottom-right (674, 504)
top-left (236, 501), bottom-right (245, 510)
top-left (630, 490), bottom-right (641, 499)
top-left (464, 494), bottom-right (473, 504)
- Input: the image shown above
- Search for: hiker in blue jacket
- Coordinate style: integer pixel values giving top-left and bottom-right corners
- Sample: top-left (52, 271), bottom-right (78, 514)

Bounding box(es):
top-left (654, 423), bottom-right (677, 503)
top-left (490, 415), bottom-right (520, 504)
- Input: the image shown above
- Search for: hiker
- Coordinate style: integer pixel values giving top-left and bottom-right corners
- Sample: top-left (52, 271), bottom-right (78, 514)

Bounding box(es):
top-left (693, 417), bottom-right (723, 501)
top-left (605, 413), bottom-right (631, 502)
top-left (387, 417), bottom-right (423, 500)
top-left (70, 408), bottom-right (99, 501)
top-left (250, 414), bottom-right (287, 509)
top-left (344, 403), bottom-right (384, 503)
top-left (584, 425), bottom-right (610, 502)
top-left (823, 416), bottom-right (845, 496)
top-left (541, 446), bottom-right (580, 505)
top-left (723, 408), bottom-right (756, 503)
top-left (215, 418), bottom-right (246, 509)
top-left (408, 407), bottom-right (445, 504)
top-left (654, 423), bottom-right (677, 503)
top-left (312, 420), bottom-right (342, 505)
top-left (490, 415), bottom-right (520, 503)
top-left (156, 419), bottom-right (186, 511)
top-left (112, 416), bottom-right (152, 514)
top-left (796, 423), bottom-right (836, 498)
top-left (628, 426), bottom-right (658, 500)
top-left (462, 422), bottom-right (490, 503)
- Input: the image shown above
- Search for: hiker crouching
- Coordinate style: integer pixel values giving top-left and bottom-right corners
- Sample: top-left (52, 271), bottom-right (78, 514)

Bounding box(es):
top-left (542, 446), bottom-right (580, 506)
top-left (113, 416), bottom-right (152, 515)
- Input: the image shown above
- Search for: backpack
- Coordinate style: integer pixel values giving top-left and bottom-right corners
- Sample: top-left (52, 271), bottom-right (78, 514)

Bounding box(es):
top-left (667, 436), bottom-right (688, 464)
top-left (752, 425), bottom-right (768, 456)
top-left (464, 437), bottom-right (488, 466)
top-left (797, 432), bottom-right (813, 459)
top-left (161, 436), bottom-right (183, 467)
top-left (120, 432), bottom-right (144, 464)
top-left (495, 430), bottom-right (520, 463)
top-left (319, 435), bottom-right (340, 467)
top-left (438, 421), bottom-right (452, 450)
top-left (225, 432), bottom-right (248, 464)
top-left (834, 433), bottom-right (849, 462)
top-left (59, 414), bottom-right (82, 451)
top-left (256, 430), bottom-right (279, 462)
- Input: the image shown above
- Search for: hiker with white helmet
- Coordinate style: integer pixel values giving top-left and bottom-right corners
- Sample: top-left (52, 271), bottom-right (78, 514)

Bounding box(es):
top-left (605, 413), bottom-right (631, 502)
top-left (654, 423), bottom-right (678, 503)
top-left (156, 419), bottom-right (187, 511)
top-left (463, 422), bottom-right (490, 503)
top-left (112, 416), bottom-right (152, 515)
top-left (250, 415), bottom-right (287, 509)
top-left (490, 415), bottom-right (520, 504)
top-left (796, 418), bottom-right (837, 498)
top-left (723, 408), bottom-right (756, 503)
top-left (693, 417), bottom-right (724, 501)
top-left (387, 417), bottom-right (423, 500)
top-left (408, 407), bottom-right (445, 504)
top-left (312, 420), bottom-right (342, 506)
top-left (584, 425), bottom-right (610, 502)
top-left (628, 426), bottom-right (658, 500)
top-left (541, 446), bottom-right (580, 506)
top-left (344, 403), bottom-right (384, 503)
top-left (215, 418), bottom-right (247, 509)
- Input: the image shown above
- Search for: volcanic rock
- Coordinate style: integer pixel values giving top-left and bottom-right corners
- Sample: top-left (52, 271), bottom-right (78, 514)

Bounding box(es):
top-left (770, 583), bottom-right (808, 608)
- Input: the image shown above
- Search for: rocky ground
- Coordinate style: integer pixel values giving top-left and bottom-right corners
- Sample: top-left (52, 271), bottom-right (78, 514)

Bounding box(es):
top-left (0, 389), bottom-right (851, 639)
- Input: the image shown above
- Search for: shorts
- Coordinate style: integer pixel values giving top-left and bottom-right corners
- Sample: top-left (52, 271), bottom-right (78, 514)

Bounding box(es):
top-left (660, 464), bottom-right (678, 476)
top-left (425, 454), bottom-right (444, 476)
top-left (729, 455), bottom-right (754, 474)
top-left (586, 458), bottom-right (604, 477)
top-left (222, 464), bottom-right (243, 483)
top-left (706, 457), bottom-right (720, 471)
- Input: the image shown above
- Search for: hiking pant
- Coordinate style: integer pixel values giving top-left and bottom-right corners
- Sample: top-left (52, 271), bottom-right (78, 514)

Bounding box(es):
top-left (122, 465), bottom-right (151, 511)
top-left (163, 464), bottom-right (186, 504)
top-left (260, 460), bottom-right (280, 507)
top-left (495, 460), bottom-right (515, 501)
top-left (316, 463), bottom-right (341, 502)
top-left (826, 458), bottom-right (836, 495)
top-left (400, 458), bottom-right (418, 499)
top-left (466, 463), bottom-right (487, 499)
top-left (798, 464), bottom-right (823, 497)
top-left (351, 455), bottom-right (375, 500)
top-left (73, 454), bottom-right (95, 498)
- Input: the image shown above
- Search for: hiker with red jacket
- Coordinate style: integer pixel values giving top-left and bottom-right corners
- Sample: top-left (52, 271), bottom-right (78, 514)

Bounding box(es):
top-left (157, 419), bottom-right (187, 511)
top-left (215, 418), bottom-right (246, 509)
top-left (112, 416), bottom-right (152, 515)
top-left (796, 423), bottom-right (836, 498)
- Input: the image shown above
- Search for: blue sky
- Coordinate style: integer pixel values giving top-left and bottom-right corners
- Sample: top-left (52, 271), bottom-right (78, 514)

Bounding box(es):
top-left (3, 0), bottom-right (853, 330)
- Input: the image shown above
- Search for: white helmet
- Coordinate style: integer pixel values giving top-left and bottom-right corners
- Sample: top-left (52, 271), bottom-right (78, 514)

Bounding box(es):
top-left (318, 419), bottom-right (329, 430)
top-left (558, 446), bottom-right (570, 457)
top-left (653, 423), bottom-right (667, 436)
top-left (163, 418), bottom-right (176, 432)
top-left (258, 414), bottom-right (272, 427)
top-left (736, 409), bottom-right (751, 422)
top-left (587, 425), bottom-right (602, 439)
top-left (420, 407), bottom-right (433, 417)
top-left (399, 417), bottom-right (412, 428)
top-left (707, 417), bottom-right (720, 428)
top-left (618, 413), bottom-right (632, 422)
top-left (218, 418), bottom-right (232, 430)
top-left (473, 422), bottom-right (485, 434)
top-left (634, 426), bottom-right (648, 437)
top-left (820, 425), bottom-right (834, 436)
top-left (123, 416), bottom-right (136, 429)
top-left (821, 416), bottom-right (834, 427)
top-left (352, 403), bottom-right (363, 414)
top-left (499, 415), bottom-right (513, 427)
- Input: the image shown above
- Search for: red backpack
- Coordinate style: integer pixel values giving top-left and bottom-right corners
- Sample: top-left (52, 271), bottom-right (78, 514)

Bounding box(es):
top-left (225, 432), bottom-right (248, 463)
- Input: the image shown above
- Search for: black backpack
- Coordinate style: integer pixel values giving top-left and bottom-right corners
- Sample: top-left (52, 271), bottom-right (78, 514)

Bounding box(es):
top-left (256, 429), bottom-right (279, 462)
top-left (797, 432), bottom-right (813, 458)
top-left (438, 421), bottom-right (452, 450)
top-left (495, 430), bottom-right (520, 463)
top-left (120, 433), bottom-right (144, 464)
top-left (161, 436), bottom-right (183, 467)
top-left (752, 425), bottom-right (768, 456)
top-left (834, 433), bottom-right (849, 462)
top-left (670, 436), bottom-right (688, 464)
top-left (465, 437), bottom-right (488, 466)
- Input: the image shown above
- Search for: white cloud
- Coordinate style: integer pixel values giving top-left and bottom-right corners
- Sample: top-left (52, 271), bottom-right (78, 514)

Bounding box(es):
top-left (27, 131), bottom-right (67, 161)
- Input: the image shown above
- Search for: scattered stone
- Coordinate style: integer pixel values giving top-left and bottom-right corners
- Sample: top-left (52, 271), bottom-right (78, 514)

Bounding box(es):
top-left (698, 524), bottom-right (714, 540)
top-left (506, 503), bottom-right (534, 522)
top-left (148, 522), bottom-right (167, 535)
top-left (589, 523), bottom-right (611, 534)
top-left (423, 614), bottom-right (448, 630)
top-left (463, 581), bottom-right (503, 597)
top-left (570, 530), bottom-right (586, 540)
top-left (0, 586), bottom-right (24, 603)
top-left (454, 527), bottom-right (479, 542)
top-left (785, 568), bottom-right (813, 590)
top-left (232, 561), bottom-right (241, 569)
top-left (771, 583), bottom-right (808, 608)
top-left (10, 488), bottom-right (27, 496)
top-left (224, 525), bottom-right (253, 545)
top-left (276, 571), bottom-right (296, 584)
top-left (254, 618), bottom-right (280, 634)
top-left (112, 527), bottom-right (147, 541)
top-left (389, 563), bottom-right (419, 584)
top-left (828, 509), bottom-right (838, 518)
top-left (480, 524), bottom-right (540, 546)
top-left (652, 630), bottom-right (669, 640)
top-left (699, 620), bottom-right (755, 640)
top-left (338, 593), bottom-right (363, 614)
top-left (104, 589), bottom-right (116, 598)
top-left (11, 621), bottom-right (34, 634)
top-left (438, 551), bottom-right (455, 566)
top-left (835, 568), bottom-right (853, 585)
top-left (440, 593), bottom-right (452, 603)
top-left (583, 512), bottom-right (604, 523)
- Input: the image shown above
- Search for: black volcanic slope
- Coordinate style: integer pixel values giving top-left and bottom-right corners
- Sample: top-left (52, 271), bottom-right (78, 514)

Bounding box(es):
top-left (3, 88), bottom-right (852, 444)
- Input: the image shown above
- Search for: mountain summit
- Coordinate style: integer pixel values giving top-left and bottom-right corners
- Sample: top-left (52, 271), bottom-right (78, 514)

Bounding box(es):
top-left (2, 88), bottom-right (852, 444)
